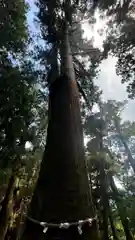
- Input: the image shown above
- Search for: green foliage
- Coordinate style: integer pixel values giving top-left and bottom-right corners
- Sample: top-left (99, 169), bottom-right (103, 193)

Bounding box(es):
top-left (102, 1), bottom-right (135, 98)
top-left (35, 0), bottom-right (101, 106)
top-left (121, 121), bottom-right (135, 139)
top-left (0, 0), bottom-right (135, 239)
top-left (0, 0), bottom-right (28, 52)
top-left (0, 52), bottom-right (36, 168)
top-left (84, 99), bottom-right (135, 239)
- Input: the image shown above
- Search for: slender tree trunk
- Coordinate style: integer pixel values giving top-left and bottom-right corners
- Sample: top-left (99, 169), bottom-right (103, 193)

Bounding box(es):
top-left (99, 135), bottom-right (109, 240)
top-left (0, 173), bottom-right (17, 240)
top-left (109, 174), bottom-right (133, 240)
top-left (16, 200), bottom-right (27, 240)
top-left (108, 206), bottom-right (119, 240)
top-left (100, 164), bottom-right (109, 240)
top-left (21, 25), bottom-right (99, 240)
top-left (7, 199), bottom-right (24, 240)
top-left (114, 119), bottom-right (135, 173)
top-left (99, 165), bottom-right (118, 240)
top-left (119, 133), bottom-right (135, 172)
top-left (98, 111), bottom-right (117, 240)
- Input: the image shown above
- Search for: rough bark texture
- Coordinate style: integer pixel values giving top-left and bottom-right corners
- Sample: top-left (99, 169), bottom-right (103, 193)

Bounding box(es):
top-left (21, 23), bottom-right (99, 239)
top-left (0, 174), bottom-right (16, 240)
top-left (21, 75), bottom-right (99, 240)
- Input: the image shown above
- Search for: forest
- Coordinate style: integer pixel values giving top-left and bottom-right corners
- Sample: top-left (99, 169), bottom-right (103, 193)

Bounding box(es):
top-left (0, 0), bottom-right (135, 239)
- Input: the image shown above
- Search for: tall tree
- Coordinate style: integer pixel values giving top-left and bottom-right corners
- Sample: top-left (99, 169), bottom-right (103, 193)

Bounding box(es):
top-left (0, 1), bottom-right (38, 239)
top-left (21, 0), bottom-right (99, 239)
top-left (103, 100), bottom-right (135, 173)
top-left (0, 53), bottom-right (37, 240)
top-left (84, 100), bottom-right (134, 239)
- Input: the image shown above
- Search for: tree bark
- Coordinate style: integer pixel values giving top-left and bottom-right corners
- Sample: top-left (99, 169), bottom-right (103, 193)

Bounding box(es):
top-left (99, 135), bottom-right (109, 240)
top-left (108, 207), bottom-right (119, 240)
top-left (21, 24), bottom-right (99, 240)
top-left (109, 174), bottom-right (133, 240)
top-left (0, 173), bottom-right (16, 240)
top-left (100, 163), bottom-right (109, 240)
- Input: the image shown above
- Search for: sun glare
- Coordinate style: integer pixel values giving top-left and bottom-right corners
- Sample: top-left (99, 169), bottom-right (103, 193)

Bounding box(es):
top-left (82, 10), bottom-right (108, 50)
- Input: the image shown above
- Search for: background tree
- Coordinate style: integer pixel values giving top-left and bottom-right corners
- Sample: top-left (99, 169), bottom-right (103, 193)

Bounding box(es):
top-left (0, 0), bottom-right (48, 239)
top-left (84, 100), bottom-right (135, 239)
top-left (0, 0), bottom-right (135, 240)
top-left (98, 0), bottom-right (135, 98)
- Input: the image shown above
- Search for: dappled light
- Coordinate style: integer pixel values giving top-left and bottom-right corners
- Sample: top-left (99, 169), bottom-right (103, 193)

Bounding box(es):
top-left (0, 0), bottom-right (135, 240)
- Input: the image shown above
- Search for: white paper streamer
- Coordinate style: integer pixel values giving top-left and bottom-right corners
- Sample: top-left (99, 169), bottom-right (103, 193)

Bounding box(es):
top-left (88, 218), bottom-right (92, 226)
top-left (43, 226), bottom-right (48, 233)
top-left (59, 223), bottom-right (70, 229)
top-left (78, 225), bottom-right (83, 235)
top-left (78, 220), bottom-right (83, 225)
top-left (40, 222), bottom-right (46, 226)
top-left (27, 215), bottom-right (97, 235)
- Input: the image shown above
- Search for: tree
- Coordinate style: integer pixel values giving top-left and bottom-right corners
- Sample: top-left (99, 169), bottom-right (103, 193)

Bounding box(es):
top-left (0, 0), bottom-right (28, 52)
top-left (0, 1), bottom-right (40, 238)
top-left (99, 0), bottom-right (135, 98)
top-left (103, 100), bottom-right (135, 173)
top-left (84, 100), bottom-right (134, 239)
top-left (21, 1), bottom-right (100, 239)
top-left (0, 52), bottom-right (38, 240)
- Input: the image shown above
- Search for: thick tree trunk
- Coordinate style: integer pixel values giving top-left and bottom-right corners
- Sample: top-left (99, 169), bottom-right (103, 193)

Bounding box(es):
top-left (21, 25), bottom-right (99, 240)
top-left (109, 174), bottom-right (133, 240)
top-left (0, 173), bottom-right (16, 240)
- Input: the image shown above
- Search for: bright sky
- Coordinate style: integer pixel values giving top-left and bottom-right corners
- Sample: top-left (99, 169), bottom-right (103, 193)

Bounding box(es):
top-left (82, 12), bottom-right (135, 122)
top-left (26, 0), bottom-right (135, 122)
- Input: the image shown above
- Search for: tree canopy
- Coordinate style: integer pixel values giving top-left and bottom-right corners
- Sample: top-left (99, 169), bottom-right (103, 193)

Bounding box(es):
top-left (0, 0), bottom-right (135, 239)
